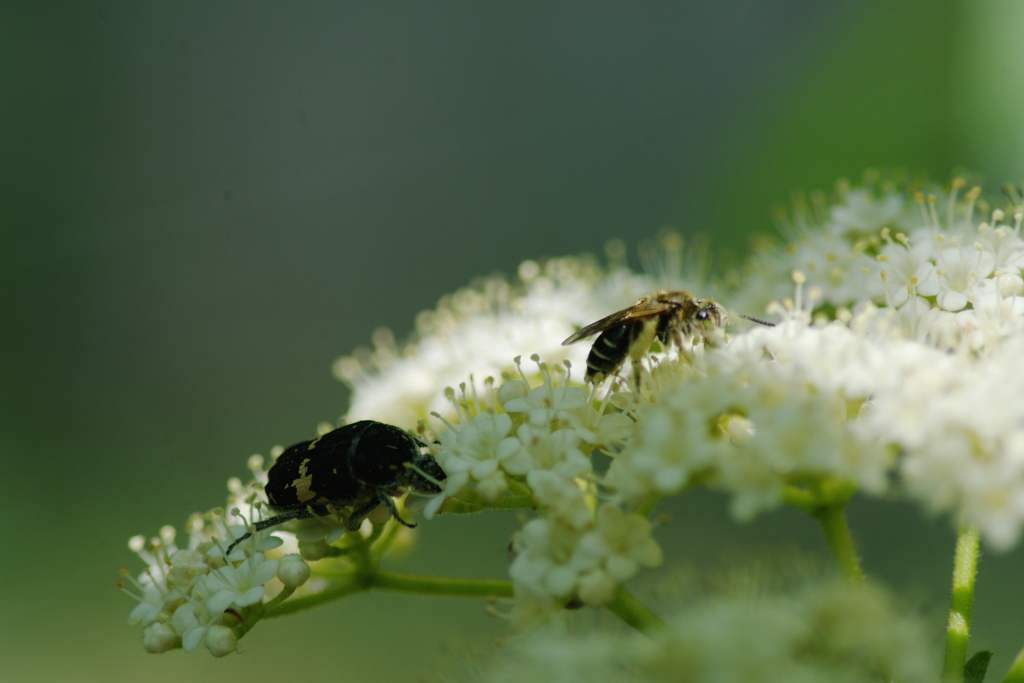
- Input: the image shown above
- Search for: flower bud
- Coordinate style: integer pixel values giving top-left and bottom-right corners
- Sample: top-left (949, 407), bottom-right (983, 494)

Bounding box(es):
top-left (277, 554), bottom-right (311, 589)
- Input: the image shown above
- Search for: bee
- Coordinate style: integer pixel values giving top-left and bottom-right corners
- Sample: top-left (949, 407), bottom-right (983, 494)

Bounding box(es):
top-left (226, 420), bottom-right (444, 555)
top-left (561, 290), bottom-right (773, 385)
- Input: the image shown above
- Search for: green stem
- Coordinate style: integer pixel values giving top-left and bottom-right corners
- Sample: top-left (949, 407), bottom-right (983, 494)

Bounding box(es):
top-left (372, 569), bottom-right (514, 598)
top-left (783, 484), bottom-right (863, 583)
top-left (264, 570), bottom-right (513, 619)
top-left (507, 478), bottom-right (532, 497)
top-left (1001, 646), bottom-right (1024, 683)
top-left (781, 485), bottom-right (817, 515)
top-left (265, 572), bottom-right (370, 618)
top-left (942, 523), bottom-right (980, 683)
top-left (606, 586), bottom-right (670, 637)
top-left (235, 586), bottom-right (296, 638)
top-left (260, 585), bottom-right (296, 614)
top-left (370, 518), bottom-right (405, 563)
top-left (439, 494), bottom-right (536, 514)
top-left (811, 503), bottom-right (864, 584)
top-left (636, 494), bottom-right (662, 519)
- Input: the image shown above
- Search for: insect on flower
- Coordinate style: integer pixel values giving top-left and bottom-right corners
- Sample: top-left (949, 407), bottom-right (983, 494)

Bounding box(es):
top-left (562, 290), bottom-right (773, 386)
top-left (227, 420), bottom-right (445, 554)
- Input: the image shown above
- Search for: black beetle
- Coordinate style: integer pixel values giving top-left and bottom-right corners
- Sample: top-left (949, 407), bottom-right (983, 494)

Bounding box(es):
top-left (226, 420), bottom-right (444, 554)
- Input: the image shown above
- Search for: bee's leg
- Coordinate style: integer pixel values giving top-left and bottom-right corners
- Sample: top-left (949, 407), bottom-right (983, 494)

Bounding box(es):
top-left (631, 362), bottom-right (641, 395)
top-left (672, 329), bottom-right (687, 355)
top-left (680, 330), bottom-right (709, 367)
top-left (627, 351), bottom-right (648, 396)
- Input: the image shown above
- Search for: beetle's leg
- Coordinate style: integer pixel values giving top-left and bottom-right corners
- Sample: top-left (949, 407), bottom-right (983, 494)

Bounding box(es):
top-left (376, 489), bottom-right (416, 528)
top-left (345, 498), bottom-right (381, 530)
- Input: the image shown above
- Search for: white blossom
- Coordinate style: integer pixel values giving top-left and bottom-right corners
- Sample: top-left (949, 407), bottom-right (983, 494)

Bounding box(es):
top-left (482, 580), bottom-right (938, 683)
top-left (333, 258), bottom-right (647, 426)
top-left (122, 501), bottom-right (293, 656)
top-left (509, 504), bottom-right (662, 612)
top-left (126, 177), bottom-right (1024, 657)
top-left (934, 244), bottom-right (994, 311)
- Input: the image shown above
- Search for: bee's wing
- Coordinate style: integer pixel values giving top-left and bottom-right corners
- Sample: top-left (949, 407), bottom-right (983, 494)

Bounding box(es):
top-left (561, 309), bottom-right (632, 345)
top-left (561, 299), bottom-right (676, 345)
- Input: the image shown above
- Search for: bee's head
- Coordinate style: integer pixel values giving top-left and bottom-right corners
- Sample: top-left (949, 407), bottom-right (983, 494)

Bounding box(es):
top-left (694, 300), bottom-right (727, 327)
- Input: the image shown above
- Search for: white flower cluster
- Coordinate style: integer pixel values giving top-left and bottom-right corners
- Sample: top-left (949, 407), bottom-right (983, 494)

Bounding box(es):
top-left (860, 332), bottom-right (1024, 549)
top-left (124, 175), bottom-right (1024, 651)
top-left (607, 295), bottom-right (1024, 549)
top-left (332, 235), bottom-right (713, 427)
top-left (332, 258), bottom-right (636, 428)
top-left (472, 580), bottom-right (937, 683)
top-left (342, 179), bottom-right (1024, 620)
top-left (423, 357), bottom-right (633, 516)
top-left (735, 178), bottom-right (1024, 352)
top-left (421, 357), bottom-right (655, 619)
top-left (716, 178), bottom-right (1024, 548)
top-left (606, 319), bottom-right (890, 522)
top-left (509, 504), bottom-right (662, 621)
top-left (120, 457), bottom-right (310, 656)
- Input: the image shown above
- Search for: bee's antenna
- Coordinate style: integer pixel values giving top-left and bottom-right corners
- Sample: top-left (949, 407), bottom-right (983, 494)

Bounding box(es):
top-left (737, 313), bottom-right (775, 327)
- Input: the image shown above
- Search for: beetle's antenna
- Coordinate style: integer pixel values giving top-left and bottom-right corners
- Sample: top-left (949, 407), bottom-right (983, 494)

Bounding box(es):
top-left (224, 508), bottom-right (314, 556)
top-left (224, 531), bottom-right (253, 557)
top-left (404, 461), bottom-right (445, 489)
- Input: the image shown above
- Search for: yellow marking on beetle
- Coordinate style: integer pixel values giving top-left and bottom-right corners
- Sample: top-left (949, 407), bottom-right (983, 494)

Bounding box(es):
top-left (291, 458), bottom-right (316, 503)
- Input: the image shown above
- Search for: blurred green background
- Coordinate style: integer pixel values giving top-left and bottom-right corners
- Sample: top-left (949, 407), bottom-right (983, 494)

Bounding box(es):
top-left (4, 1), bottom-right (1024, 680)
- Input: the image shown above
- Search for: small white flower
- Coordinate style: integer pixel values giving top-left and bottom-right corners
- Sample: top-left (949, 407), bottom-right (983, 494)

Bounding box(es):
top-left (935, 245), bottom-right (994, 311)
top-left (830, 187), bottom-right (914, 233)
top-left (609, 320), bottom-right (894, 520)
top-left (123, 530), bottom-right (183, 626)
top-left (866, 237), bottom-right (939, 308)
top-left (501, 356), bottom-right (588, 423)
top-left (789, 228), bottom-right (871, 304)
top-left (526, 470), bottom-right (592, 531)
top-left (510, 517), bottom-right (584, 602)
top-left (963, 289), bottom-right (1024, 349)
top-left (560, 399), bottom-right (635, 450)
top-left (170, 601), bottom-right (219, 654)
top-left (508, 587), bottom-right (564, 629)
top-left (976, 215), bottom-right (1024, 273)
top-left (429, 411), bottom-right (517, 507)
top-left (527, 421), bottom-right (590, 473)
top-left (576, 505), bottom-right (662, 584)
top-left (576, 570), bottom-right (618, 607)
top-left (165, 549), bottom-right (209, 594)
top-left (201, 553), bottom-right (280, 613)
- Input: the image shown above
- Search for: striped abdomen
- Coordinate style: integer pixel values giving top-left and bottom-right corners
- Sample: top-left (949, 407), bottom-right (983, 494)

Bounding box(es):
top-left (584, 318), bottom-right (657, 383)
